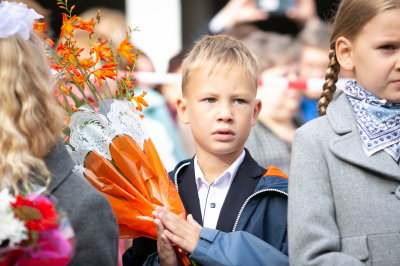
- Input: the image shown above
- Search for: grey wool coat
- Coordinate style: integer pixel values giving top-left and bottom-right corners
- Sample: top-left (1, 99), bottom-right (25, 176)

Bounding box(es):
top-left (43, 140), bottom-right (119, 265)
top-left (288, 91), bottom-right (400, 266)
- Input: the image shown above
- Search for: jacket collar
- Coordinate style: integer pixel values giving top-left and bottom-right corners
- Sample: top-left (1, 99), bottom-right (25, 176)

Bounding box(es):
top-left (327, 91), bottom-right (355, 135)
top-left (254, 166), bottom-right (288, 195)
top-left (176, 156), bottom-right (203, 226)
top-left (175, 149), bottom-right (265, 232)
top-left (43, 140), bottom-right (75, 193)
top-left (327, 91), bottom-right (400, 181)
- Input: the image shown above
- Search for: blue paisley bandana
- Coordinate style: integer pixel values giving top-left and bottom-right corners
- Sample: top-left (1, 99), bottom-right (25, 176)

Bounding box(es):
top-left (342, 81), bottom-right (400, 161)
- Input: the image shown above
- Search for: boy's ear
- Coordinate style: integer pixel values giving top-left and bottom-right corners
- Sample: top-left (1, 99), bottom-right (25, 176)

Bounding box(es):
top-left (176, 96), bottom-right (190, 124)
top-left (336, 37), bottom-right (355, 71)
top-left (252, 99), bottom-right (262, 126)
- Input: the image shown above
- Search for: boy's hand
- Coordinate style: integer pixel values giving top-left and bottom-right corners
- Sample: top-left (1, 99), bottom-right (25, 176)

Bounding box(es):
top-left (157, 207), bottom-right (202, 254)
top-left (153, 211), bottom-right (181, 266)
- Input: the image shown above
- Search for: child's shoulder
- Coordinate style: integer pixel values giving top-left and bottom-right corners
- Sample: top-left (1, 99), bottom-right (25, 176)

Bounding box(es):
top-left (299, 114), bottom-right (329, 129)
top-left (295, 114), bottom-right (333, 143)
top-left (296, 91), bottom-right (349, 141)
top-left (168, 158), bottom-right (192, 183)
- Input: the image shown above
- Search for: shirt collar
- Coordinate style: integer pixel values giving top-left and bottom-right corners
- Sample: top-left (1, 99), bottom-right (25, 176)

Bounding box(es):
top-left (194, 150), bottom-right (246, 188)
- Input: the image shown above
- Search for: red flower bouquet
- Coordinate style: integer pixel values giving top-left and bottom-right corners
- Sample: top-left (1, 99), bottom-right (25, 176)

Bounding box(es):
top-left (0, 189), bottom-right (75, 266)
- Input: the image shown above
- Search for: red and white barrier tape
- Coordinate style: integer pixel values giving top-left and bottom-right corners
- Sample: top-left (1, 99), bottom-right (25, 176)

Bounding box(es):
top-left (132, 71), bottom-right (352, 91)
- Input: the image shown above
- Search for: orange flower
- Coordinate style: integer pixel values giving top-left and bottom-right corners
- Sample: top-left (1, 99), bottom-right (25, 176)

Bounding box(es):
top-left (63, 52), bottom-right (74, 63)
top-left (102, 61), bottom-right (117, 70)
top-left (51, 64), bottom-right (63, 72)
top-left (60, 14), bottom-right (78, 38)
top-left (60, 85), bottom-right (72, 94)
top-left (66, 66), bottom-right (85, 86)
top-left (90, 40), bottom-right (111, 64)
top-left (118, 39), bottom-right (136, 65)
top-left (75, 17), bottom-right (96, 35)
top-left (133, 91), bottom-right (148, 112)
top-left (63, 47), bottom-right (83, 64)
top-left (57, 42), bottom-right (67, 55)
top-left (123, 80), bottom-right (133, 89)
top-left (80, 58), bottom-right (94, 71)
top-left (33, 22), bottom-right (48, 37)
top-left (127, 73), bottom-right (136, 81)
top-left (96, 9), bottom-right (100, 22)
top-left (121, 72), bottom-right (134, 89)
top-left (103, 51), bottom-right (113, 61)
top-left (91, 67), bottom-right (117, 86)
top-left (45, 38), bottom-right (55, 47)
top-left (75, 74), bottom-right (85, 86)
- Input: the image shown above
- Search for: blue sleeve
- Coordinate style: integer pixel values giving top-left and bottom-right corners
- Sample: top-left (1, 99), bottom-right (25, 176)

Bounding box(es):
top-left (282, 229), bottom-right (289, 256)
top-left (142, 252), bottom-right (161, 266)
top-left (190, 228), bottom-right (289, 266)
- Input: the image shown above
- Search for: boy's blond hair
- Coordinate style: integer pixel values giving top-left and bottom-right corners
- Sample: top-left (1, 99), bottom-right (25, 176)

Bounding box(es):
top-left (182, 35), bottom-right (260, 96)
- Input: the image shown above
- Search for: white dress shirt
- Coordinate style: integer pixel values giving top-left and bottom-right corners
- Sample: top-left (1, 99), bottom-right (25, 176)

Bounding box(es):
top-left (194, 150), bottom-right (246, 229)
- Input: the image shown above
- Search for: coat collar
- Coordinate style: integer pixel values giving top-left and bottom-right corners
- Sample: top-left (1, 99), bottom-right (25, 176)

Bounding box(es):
top-left (327, 91), bottom-right (400, 181)
top-left (43, 140), bottom-right (75, 193)
top-left (176, 149), bottom-right (265, 232)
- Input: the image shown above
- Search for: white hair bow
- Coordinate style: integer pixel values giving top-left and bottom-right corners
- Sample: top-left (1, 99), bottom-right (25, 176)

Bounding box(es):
top-left (0, 1), bottom-right (44, 41)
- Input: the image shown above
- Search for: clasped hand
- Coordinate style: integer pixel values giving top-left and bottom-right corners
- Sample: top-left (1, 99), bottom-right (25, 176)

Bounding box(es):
top-left (153, 207), bottom-right (202, 266)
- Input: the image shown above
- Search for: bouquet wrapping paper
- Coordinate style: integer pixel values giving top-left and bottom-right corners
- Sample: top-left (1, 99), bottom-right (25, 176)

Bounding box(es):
top-left (66, 99), bottom-right (190, 264)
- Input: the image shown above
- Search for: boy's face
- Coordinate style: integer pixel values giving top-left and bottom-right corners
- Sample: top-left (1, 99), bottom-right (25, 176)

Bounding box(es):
top-left (177, 68), bottom-right (261, 157)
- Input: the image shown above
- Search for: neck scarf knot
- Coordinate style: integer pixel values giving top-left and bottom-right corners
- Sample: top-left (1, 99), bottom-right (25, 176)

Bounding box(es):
top-left (342, 81), bottom-right (400, 161)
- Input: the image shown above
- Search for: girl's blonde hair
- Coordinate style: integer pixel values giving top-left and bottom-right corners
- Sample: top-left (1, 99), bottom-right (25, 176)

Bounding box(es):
top-left (318, 0), bottom-right (400, 116)
top-left (0, 32), bottom-right (63, 194)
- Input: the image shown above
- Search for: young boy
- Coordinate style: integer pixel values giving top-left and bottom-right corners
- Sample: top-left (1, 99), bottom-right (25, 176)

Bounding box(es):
top-left (123, 35), bottom-right (289, 266)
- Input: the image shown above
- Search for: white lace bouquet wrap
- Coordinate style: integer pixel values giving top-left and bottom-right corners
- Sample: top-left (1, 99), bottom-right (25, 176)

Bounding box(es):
top-left (66, 99), bottom-right (149, 178)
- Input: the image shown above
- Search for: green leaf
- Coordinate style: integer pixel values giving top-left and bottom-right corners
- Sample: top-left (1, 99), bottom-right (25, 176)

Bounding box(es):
top-left (189, 258), bottom-right (199, 266)
top-left (69, 93), bottom-right (84, 108)
top-left (22, 230), bottom-right (38, 246)
top-left (62, 126), bottom-right (71, 137)
top-left (14, 206), bottom-right (43, 221)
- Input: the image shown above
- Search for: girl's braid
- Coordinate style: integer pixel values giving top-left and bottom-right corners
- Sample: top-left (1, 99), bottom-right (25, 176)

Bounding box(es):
top-left (318, 47), bottom-right (340, 116)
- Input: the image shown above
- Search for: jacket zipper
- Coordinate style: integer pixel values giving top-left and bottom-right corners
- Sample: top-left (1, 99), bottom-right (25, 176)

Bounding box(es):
top-left (174, 162), bottom-right (190, 192)
top-left (174, 164), bottom-right (288, 233)
top-left (232, 188), bottom-right (288, 232)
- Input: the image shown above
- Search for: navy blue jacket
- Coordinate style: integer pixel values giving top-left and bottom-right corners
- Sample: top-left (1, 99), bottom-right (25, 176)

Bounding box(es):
top-left (123, 149), bottom-right (288, 266)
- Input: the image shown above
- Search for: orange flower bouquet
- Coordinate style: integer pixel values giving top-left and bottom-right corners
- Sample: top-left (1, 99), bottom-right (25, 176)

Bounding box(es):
top-left (36, 1), bottom-right (191, 264)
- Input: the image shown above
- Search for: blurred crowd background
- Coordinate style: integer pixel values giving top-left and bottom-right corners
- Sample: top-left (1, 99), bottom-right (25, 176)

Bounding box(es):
top-left (3, 0), bottom-right (354, 261)
top-left (3, 0), bottom-right (356, 175)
